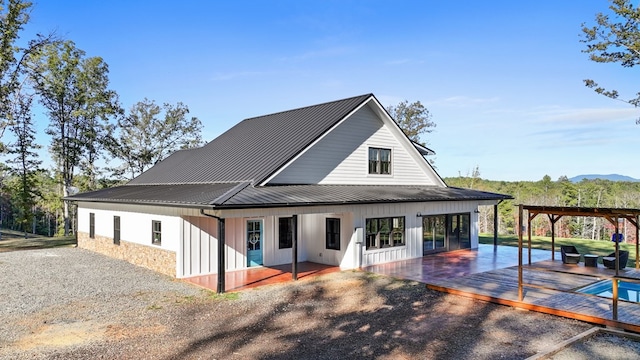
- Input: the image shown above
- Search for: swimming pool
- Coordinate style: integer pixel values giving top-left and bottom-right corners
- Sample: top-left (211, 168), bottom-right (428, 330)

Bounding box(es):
top-left (577, 280), bottom-right (640, 302)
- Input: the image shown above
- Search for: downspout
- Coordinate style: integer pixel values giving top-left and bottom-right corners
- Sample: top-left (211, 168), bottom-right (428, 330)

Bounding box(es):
top-left (200, 209), bottom-right (226, 294)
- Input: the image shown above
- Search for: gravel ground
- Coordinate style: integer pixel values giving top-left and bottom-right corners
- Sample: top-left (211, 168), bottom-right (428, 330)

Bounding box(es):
top-left (1, 247), bottom-right (640, 359)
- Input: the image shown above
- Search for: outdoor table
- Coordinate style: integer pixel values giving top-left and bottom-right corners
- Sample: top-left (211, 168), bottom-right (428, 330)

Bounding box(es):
top-left (584, 254), bottom-right (598, 267)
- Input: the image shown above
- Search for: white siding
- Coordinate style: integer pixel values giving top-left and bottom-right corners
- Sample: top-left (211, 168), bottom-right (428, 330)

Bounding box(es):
top-left (78, 202), bottom-right (182, 252)
top-left (181, 216), bottom-right (218, 277)
top-left (78, 199), bottom-right (491, 277)
top-left (269, 104), bottom-right (439, 186)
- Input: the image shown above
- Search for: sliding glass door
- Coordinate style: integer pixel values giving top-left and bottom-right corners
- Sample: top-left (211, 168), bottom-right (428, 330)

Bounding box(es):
top-left (423, 215), bottom-right (446, 254)
top-left (423, 213), bottom-right (470, 254)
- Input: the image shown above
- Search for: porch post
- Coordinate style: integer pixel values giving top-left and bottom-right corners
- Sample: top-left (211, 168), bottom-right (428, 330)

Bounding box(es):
top-left (217, 218), bottom-right (226, 294)
top-left (493, 204), bottom-right (498, 248)
top-left (292, 215), bottom-right (298, 281)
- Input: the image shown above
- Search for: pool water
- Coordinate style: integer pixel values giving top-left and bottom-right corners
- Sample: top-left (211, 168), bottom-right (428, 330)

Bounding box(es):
top-left (577, 280), bottom-right (640, 302)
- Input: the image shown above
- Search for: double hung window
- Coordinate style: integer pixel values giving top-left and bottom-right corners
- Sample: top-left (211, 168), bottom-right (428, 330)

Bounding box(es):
top-left (368, 147), bottom-right (391, 175)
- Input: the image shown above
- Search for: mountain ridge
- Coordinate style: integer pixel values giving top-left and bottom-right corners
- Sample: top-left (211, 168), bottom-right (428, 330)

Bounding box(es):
top-left (569, 174), bottom-right (640, 182)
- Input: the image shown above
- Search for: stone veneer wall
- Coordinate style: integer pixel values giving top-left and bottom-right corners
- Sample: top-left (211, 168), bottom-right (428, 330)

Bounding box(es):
top-left (77, 232), bottom-right (176, 277)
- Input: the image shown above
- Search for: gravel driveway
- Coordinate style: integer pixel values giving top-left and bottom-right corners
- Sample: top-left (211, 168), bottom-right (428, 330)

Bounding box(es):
top-left (1, 247), bottom-right (639, 359)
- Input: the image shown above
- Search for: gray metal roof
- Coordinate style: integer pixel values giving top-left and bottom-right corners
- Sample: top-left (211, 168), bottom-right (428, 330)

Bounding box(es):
top-left (128, 93), bottom-right (374, 186)
top-left (68, 183), bottom-right (512, 209)
top-left (68, 182), bottom-right (249, 207)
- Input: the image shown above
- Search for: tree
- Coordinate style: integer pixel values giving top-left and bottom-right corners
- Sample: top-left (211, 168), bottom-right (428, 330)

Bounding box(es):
top-left (27, 40), bottom-right (120, 235)
top-left (581, 0), bottom-right (640, 123)
top-left (386, 100), bottom-right (436, 145)
top-left (6, 89), bottom-right (40, 236)
top-left (106, 99), bottom-right (203, 180)
top-left (0, 0), bottom-right (55, 146)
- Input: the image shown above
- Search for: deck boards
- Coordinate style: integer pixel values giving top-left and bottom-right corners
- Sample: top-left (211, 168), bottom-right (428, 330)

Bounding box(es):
top-left (424, 264), bottom-right (640, 332)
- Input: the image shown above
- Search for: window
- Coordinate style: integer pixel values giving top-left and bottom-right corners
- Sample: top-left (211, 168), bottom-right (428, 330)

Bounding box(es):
top-left (152, 220), bottom-right (161, 245)
top-left (368, 147), bottom-right (391, 174)
top-left (365, 216), bottom-right (404, 249)
top-left (113, 216), bottom-right (121, 245)
top-left (326, 218), bottom-right (340, 250)
top-left (89, 213), bottom-right (95, 239)
top-left (278, 217), bottom-right (293, 249)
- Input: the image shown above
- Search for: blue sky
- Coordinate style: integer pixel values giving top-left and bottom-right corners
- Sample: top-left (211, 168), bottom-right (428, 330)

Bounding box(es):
top-left (22, 0), bottom-right (638, 181)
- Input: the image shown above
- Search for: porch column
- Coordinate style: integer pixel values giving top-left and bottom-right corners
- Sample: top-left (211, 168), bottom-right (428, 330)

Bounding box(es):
top-left (493, 204), bottom-right (498, 247)
top-left (217, 218), bottom-right (225, 294)
top-left (292, 215), bottom-right (298, 281)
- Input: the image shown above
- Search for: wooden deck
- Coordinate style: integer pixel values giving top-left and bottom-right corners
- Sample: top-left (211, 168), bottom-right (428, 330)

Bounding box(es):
top-left (425, 260), bottom-right (640, 332)
top-left (364, 244), bottom-right (640, 332)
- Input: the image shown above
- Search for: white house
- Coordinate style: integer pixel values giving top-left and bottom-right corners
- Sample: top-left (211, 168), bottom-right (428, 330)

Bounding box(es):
top-left (68, 94), bottom-right (510, 289)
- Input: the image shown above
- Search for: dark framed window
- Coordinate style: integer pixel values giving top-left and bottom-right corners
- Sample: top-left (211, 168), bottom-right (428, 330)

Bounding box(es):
top-left (152, 220), bottom-right (161, 245)
top-left (365, 216), bottom-right (404, 250)
top-left (113, 216), bottom-right (121, 245)
top-left (326, 218), bottom-right (340, 250)
top-left (278, 217), bottom-right (293, 249)
top-left (89, 213), bottom-right (95, 239)
top-left (368, 147), bottom-right (391, 174)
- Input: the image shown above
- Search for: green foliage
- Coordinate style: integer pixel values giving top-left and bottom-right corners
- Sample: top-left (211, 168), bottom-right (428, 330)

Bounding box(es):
top-left (27, 40), bottom-right (121, 234)
top-left (105, 98), bottom-right (203, 180)
top-left (447, 175), bottom-right (640, 242)
top-left (5, 89), bottom-right (41, 235)
top-left (581, 0), bottom-right (640, 122)
top-left (386, 100), bottom-right (435, 146)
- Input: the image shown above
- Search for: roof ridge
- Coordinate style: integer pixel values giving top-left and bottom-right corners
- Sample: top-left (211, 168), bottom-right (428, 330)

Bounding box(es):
top-left (243, 93), bottom-right (373, 122)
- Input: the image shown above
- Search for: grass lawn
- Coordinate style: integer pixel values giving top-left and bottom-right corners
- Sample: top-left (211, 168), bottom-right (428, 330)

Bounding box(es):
top-left (480, 233), bottom-right (638, 268)
top-left (0, 229), bottom-right (76, 252)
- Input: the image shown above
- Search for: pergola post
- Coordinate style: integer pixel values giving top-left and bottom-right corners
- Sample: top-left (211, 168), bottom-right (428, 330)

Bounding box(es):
top-left (550, 214), bottom-right (555, 262)
top-left (518, 204), bottom-right (523, 302)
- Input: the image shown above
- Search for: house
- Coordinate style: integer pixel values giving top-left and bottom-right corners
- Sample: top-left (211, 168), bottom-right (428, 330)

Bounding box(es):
top-left (68, 93), bottom-right (511, 288)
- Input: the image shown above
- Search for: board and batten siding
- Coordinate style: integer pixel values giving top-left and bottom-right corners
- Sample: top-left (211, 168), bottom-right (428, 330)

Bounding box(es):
top-left (268, 104), bottom-right (437, 186)
top-left (351, 200), bottom-right (482, 267)
top-left (180, 216), bottom-right (219, 278)
top-left (77, 202), bottom-right (184, 253)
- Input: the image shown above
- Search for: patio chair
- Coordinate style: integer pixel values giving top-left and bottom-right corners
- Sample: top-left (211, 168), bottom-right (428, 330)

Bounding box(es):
top-left (560, 245), bottom-right (581, 264)
top-left (603, 250), bottom-right (629, 270)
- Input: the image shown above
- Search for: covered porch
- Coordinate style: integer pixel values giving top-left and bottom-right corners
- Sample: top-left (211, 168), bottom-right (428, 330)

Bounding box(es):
top-left (184, 244), bottom-right (550, 292)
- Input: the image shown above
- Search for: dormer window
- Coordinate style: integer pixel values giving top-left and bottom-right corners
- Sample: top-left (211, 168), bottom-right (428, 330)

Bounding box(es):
top-left (368, 147), bottom-right (391, 174)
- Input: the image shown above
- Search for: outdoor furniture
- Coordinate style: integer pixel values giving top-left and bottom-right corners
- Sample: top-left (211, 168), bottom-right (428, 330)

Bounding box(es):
top-left (583, 254), bottom-right (599, 267)
top-left (603, 250), bottom-right (629, 270)
top-left (561, 245), bottom-right (581, 264)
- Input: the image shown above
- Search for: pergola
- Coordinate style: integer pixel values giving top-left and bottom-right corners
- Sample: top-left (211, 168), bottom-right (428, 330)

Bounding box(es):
top-left (517, 204), bottom-right (640, 301)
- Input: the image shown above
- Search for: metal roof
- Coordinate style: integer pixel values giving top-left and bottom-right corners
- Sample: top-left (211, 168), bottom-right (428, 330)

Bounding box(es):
top-left (68, 182), bottom-right (248, 208)
top-left (68, 183), bottom-right (512, 209)
top-left (128, 93), bottom-right (374, 186)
